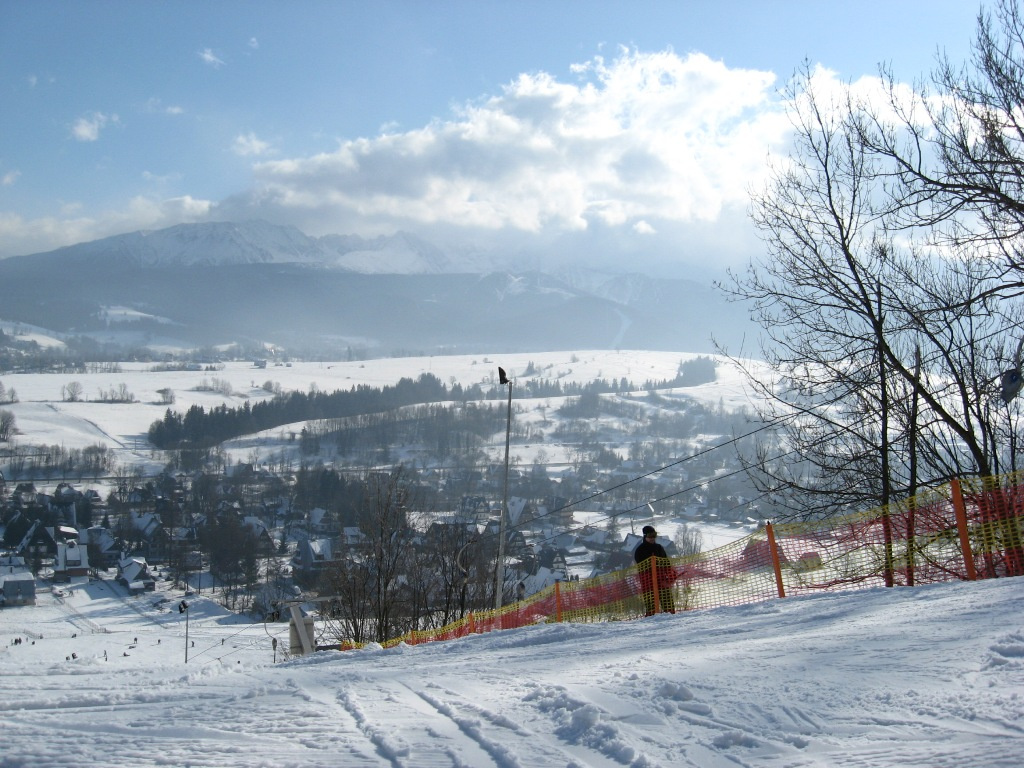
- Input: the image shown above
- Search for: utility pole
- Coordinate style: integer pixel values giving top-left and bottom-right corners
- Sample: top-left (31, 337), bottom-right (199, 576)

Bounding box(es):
top-left (494, 367), bottom-right (512, 611)
top-left (179, 600), bottom-right (190, 663)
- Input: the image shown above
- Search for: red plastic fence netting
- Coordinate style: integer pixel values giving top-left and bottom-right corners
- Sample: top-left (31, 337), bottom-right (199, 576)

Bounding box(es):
top-left (352, 472), bottom-right (1024, 651)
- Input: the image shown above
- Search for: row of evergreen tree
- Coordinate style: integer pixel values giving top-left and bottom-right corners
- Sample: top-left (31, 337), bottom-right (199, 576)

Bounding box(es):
top-left (147, 359), bottom-right (715, 450)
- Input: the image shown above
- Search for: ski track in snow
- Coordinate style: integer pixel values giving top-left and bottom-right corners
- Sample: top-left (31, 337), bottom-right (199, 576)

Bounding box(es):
top-left (2, 559), bottom-right (1024, 766)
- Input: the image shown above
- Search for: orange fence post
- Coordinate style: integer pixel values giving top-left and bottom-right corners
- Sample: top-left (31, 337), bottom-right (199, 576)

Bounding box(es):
top-left (467, 612), bottom-right (476, 634)
top-left (765, 521), bottom-right (786, 598)
top-left (554, 580), bottom-right (563, 623)
top-left (906, 496), bottom-right (916, 587)
top-left (651, 558), bottom-right (661, 614)
top-left (950, 478), bottom-right (978, 581)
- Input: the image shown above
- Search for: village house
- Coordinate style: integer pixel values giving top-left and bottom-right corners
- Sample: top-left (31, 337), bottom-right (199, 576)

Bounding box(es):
top-left (81, 525), bottom-right (121, 569)
top-left (242, 516), bottom-right (276, 555)
top-left (307, 507), bottom-right (333, 536)
top-left (1, 515), bottom-right (59, 566)
top-left (126, 510), bottom-right (170, 563)
top-left (117, 555), bottom-right (156, 593)
top-left (53, 538), bottom-right (90, 583)
top-left (0, 556), bottom-right (36, 606)
top-left (291, 537), bottom-right (343, 581)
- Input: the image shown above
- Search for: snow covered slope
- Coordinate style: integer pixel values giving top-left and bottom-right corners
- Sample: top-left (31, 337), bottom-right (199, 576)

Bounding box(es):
top-left (1, 572), bottom-right (1021, 766)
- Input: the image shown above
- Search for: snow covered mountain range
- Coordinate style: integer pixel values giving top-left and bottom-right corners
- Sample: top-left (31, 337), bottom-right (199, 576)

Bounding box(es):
top-left (27, 221), bottom-right (496, 273)
top-left (0, 221), bottom-right (754, 356)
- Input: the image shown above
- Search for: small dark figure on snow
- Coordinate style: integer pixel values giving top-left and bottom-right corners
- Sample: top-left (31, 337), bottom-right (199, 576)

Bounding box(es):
top-left (634, 526), bottom-right (676, 616)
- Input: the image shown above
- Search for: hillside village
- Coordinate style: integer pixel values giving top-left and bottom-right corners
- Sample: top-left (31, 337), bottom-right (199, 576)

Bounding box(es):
top-left (0, 352), bottom-right (766, 642)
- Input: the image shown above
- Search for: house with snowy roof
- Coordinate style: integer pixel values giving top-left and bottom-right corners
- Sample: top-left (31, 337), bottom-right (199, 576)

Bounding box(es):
top-left (0, 557), bottom-right (35, 606)
top-left (308, 507), bottom-right (332, 535)
top-left (339, 526), bottom-right (367, 547)
top-left (127, 511), bottom-right (170, 562)
top-left (242, 516), bottom-right (276, 554)
top-left (81, 525), bottom-right (121, 569)
top-left (53, 538), bottom-right (90, 583)
top-left (292, 537), bottom-right (343, 579)
top-left (117, 555), bottom-right (155, 593)
top-left (1, 516), bottom-right (59, 563)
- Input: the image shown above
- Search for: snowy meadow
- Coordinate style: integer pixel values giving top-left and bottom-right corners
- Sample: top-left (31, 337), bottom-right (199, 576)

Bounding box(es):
top-left (2, 349), bottom-right (1023, 767)
top-left (1, 349), bottom-right (767, 547)
top-left (1, 349), bottom-right (763, 472)
top-left (1, 566), bottom-right (1022, 767)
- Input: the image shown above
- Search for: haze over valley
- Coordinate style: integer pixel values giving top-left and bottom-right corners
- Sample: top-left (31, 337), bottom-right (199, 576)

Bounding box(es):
top-left (0, 220), bottom-right (755, 358)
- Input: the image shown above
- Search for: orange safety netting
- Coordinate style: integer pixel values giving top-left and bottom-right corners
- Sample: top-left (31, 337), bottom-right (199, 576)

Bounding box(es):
top-left (349, 471), bottom-right (1024, 651)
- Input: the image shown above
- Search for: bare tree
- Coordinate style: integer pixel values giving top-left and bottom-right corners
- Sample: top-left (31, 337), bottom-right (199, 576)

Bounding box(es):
top-left (723, 65), bottom-right (915, 520)
top-left (856, 0), bottom-right (1024, 289)
top-left (62, 381), bottom-right (83, 402)
top-left (722, 59), bottom-right (1008, 522)
top-left (417, 521), bottom-right (481, 627)
top-left (672, 523), bottom-right (702, 557)
top-left (0, 409), bottom-right (14, 442)
top-left (315, 487), bottom-right (417, 646)
top-left (319, 558), bottom-right (374, 645)
top-left (362, 466), bottom-right (418, 642)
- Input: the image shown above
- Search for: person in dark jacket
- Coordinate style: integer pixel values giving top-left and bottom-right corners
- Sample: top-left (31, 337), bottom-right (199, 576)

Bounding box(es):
top-left (634, 526), bottom-right (675, 615)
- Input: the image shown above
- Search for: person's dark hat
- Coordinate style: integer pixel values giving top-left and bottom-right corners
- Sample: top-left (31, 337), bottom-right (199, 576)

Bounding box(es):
top-left (642, 526), bottom-right (657, 537)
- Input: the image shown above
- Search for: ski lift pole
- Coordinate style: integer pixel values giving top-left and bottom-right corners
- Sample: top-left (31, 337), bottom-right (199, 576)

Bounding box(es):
top-left (494, 367), bottom-right (512, 611)
top-left (179, 600), bottom-right (190, 663)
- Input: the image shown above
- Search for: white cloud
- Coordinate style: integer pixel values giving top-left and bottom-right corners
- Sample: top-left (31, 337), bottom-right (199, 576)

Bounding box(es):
top-left (6, 48), bottom-right (836, 273)
top-left (248, 37), bottom-right (259, 50)
top-left (230, 48), bottom-right (790, 272)
top-left (70, 112), bottom-right (118, 142)
top-left (145, 97), bottom-right (184, 116)
top-left (2, 170), bottom-right (20, 186)
top-left (232, 132), bottom-right (272, 157)
top-left (0, 195), bottom-right (213, 258)
top-left (198, 48), bottom-right (225, 68)
top-left (142, 170), bottom-right (184, 184)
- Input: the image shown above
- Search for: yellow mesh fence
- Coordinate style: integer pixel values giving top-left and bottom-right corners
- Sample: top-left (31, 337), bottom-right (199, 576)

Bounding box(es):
top-left (350, 471), bottom-right (1024, 652)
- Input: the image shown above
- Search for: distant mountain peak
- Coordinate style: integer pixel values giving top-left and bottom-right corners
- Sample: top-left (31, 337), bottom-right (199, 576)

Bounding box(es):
top-left (0, 218), bottom-right (753, 356)
top-left (19, 220), bottom-right (511, 274)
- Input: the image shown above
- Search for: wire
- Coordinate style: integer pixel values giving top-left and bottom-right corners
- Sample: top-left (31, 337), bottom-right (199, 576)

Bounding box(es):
top-left (187, 613), bottom-right (280, 663)
top-left (489, 346), bottom-right (1010, 551)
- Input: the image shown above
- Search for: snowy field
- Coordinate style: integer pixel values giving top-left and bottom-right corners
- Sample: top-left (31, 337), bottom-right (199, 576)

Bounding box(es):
top-left (3, 350), bottom-right (1024, 766)
top-left (1, 350), bottom-right (767, 549)
top-left (1, 571), bottom-right (1022, 767)
top-left (2, 352), bottom-right (761, 473)
top-left (1, 347), bottom-right (771, 548)
top-left (2, 350), bottom-right (766, 471)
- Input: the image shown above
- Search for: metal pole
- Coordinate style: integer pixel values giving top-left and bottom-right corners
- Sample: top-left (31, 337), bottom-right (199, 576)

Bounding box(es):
top-left (179, 600), bottom-right (190, 663)
top-left (494, 376), bottom-right (512, 610)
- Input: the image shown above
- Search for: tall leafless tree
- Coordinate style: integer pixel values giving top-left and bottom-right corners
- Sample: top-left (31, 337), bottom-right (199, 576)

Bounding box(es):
top-left (856, 0), bottom-right (1024, 289)
top-left (722, 50), bottom-right (1016, 521)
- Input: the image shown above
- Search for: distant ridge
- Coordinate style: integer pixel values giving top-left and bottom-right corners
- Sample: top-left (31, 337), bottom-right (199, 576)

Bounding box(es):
top-left (0, 220), bottom-right (754, 356)
top-left (8, 220), bottom-right (505, 274)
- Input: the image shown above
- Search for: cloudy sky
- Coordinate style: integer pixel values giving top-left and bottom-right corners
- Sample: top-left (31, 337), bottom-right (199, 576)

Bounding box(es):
top-left (0, 0), bottom-right (989, 276)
